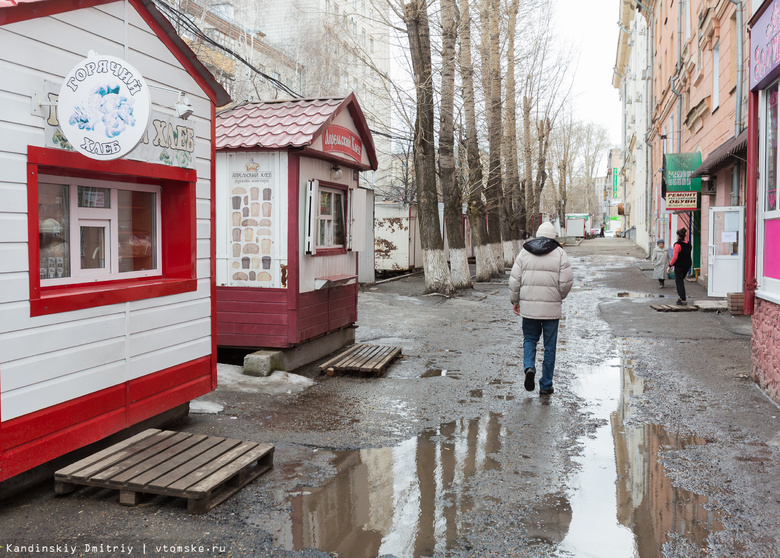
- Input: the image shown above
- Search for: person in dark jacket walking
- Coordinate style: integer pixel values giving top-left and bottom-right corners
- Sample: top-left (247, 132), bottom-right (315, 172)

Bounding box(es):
top-left (508, 222), bottom-right (573, 396)
top-left (668, 227), bottom-right (693, 305)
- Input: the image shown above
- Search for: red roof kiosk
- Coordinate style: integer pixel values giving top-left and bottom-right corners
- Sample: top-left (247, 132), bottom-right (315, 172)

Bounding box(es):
top-left (215, 96), bottom-right (377, 354)
top-left (0, 0), bottom-right (230, 483)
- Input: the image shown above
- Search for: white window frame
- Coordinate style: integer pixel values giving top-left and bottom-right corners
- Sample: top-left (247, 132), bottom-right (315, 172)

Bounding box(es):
top-left (76, 218), bottom-right (111, 278)
top-left (40, 175), bottom-right (163, 286)
top-left (316, 185), bottom-right (346, 249)
top-left (756, 80), bottom-right (780, 303)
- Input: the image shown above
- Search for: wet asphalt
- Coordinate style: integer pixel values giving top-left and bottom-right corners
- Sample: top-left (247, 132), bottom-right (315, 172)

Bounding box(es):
top-left (1, 238), bottom-right (779, 557)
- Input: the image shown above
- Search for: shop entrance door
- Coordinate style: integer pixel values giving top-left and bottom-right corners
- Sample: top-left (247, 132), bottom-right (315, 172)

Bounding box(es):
top-left (708, 206), bottom-right (744, 297)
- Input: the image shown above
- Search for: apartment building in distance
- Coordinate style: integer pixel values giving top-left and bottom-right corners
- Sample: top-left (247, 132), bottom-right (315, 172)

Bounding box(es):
top-left (163, 0), bottom-right (305, 103)
top-left (614, 1), bottom-right (651, 251)
top-left (256, 0), bottom-right (393, 194)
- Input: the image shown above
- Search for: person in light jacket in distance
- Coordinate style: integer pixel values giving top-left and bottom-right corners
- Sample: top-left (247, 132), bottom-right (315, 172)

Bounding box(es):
top-left (509, 221), bottom-right (574, 396)
top-left (652, 239), bottom-right (669, 288)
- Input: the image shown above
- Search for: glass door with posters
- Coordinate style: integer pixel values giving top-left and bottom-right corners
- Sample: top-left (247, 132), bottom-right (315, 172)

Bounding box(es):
top-left (708, 206), bottom-right (744, 297)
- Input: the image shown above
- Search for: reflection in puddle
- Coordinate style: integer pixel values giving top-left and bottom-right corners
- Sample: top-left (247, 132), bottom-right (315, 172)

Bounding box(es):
top-left (278, 413), bottom-right (504, 557)
top-left (523, 492), bottom-right (572, 546)
top-left (615, 292), bottom-right (655, 298)
top-left (421, 368), bottom-right (461, 379)
top-left (561, 353), bottom-right (722, 556)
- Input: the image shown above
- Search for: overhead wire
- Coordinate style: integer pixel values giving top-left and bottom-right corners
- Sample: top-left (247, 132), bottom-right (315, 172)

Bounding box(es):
top-left (153, 0), bottom-right (303, 99)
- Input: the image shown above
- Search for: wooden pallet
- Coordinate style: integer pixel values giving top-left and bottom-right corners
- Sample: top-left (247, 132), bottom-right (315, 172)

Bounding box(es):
top-left (650, 303), bottom-right (699, 312)
top-left (54, 429), bottom-right (274, 514)
top-left (319, 343), bottom-right (402, 376)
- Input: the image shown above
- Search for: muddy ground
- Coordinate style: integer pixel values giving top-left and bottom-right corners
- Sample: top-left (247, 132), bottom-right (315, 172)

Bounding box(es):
top-left (1, 238), bottom-right (778, 558)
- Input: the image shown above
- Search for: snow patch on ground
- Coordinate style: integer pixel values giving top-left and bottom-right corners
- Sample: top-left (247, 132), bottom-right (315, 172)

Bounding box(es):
top-left (215, 363), bottom-right (315, 395)
top-left (190, 400), bottom-right (225, 414)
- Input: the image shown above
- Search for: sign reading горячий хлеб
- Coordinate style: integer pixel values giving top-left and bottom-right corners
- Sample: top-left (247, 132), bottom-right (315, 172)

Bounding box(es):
top-left (57, 52), bottom-right (151, 161)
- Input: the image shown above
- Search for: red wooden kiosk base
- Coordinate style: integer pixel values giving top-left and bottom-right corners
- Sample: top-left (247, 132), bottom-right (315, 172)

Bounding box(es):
top-left (216, 284), bottom-right (358, 349)
top-left (0, 357), bottom-right (212, 482)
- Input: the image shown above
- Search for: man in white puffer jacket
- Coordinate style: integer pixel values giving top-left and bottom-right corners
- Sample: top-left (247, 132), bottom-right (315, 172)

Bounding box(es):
top-left (509, 221), bottom-right (573, 396)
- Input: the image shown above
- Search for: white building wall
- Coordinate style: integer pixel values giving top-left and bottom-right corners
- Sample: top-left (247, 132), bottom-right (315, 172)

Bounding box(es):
top-left (621, 10), bottom-right (651, 254)
top-left (0, 4), bottom-right (214, 421)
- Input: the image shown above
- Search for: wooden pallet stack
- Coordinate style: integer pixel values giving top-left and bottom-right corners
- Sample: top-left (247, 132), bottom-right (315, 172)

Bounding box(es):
top-left (649, 303), bottom-right (699, 312)
top-left (319, 343), bottom-right (402, 377)
top-left (727, 292), bottom-right (745, 315)
top-left (55, 429), bottom-right (274, 513)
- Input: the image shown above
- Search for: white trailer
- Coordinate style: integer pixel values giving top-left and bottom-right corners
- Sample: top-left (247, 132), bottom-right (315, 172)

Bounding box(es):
top-left (565, 214), bottom-right (590, 238)
top-left (374, 202), bottom-right (422, 272)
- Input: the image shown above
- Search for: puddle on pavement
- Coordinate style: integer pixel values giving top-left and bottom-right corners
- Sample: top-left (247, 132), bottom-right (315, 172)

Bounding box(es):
top-left (421, 368), bottom-right (461, 379)
top-left (615, 292), bottom-right (655, 298)
top-left (556, 352), bottom-right (723, 556)
top-left (523, 492), bottom-right (572, 546)
top-left (277, 413), bottom-right (504, 557)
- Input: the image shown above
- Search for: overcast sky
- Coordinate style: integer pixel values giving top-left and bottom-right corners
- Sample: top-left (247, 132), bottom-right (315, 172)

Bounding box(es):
top-left (554, 0), bottom-right (622, 147)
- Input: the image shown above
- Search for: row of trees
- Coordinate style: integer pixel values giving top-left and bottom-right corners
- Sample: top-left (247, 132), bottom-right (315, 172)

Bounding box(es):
top-left (164, 0), bottom-right (610, 294)
top-left (395, 0), bottom-right (610, 293)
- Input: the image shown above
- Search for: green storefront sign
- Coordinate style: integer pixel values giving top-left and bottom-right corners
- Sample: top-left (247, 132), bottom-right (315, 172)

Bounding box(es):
top-left (612, 168), bottom-right (617, 197)
top-left (664, 153), bottom-right (702, 192)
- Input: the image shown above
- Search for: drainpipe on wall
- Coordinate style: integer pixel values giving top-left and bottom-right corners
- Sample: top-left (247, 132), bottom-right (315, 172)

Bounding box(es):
top-left (669, 76), bottom-right (683, 153)
top-left (745, 89), bottom-right (758, 315)
top-left (666, 0), bottom-right (684, 156)
top-left (729, 0), bottom-right (744, 207)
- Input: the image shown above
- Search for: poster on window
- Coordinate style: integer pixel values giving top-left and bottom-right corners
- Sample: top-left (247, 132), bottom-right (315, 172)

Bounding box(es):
top-left (227, 154), bottom-right (280, 287)
top-left (41, 81), bottom-right (196, 169)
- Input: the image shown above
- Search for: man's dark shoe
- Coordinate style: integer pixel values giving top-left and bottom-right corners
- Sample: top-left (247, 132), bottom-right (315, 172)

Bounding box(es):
top-left (539, 387), bottom-right (554, 396)
top-left (676, 299), bottom-right (688, 306)
top-left (524, 368), bottom-right (535, 391)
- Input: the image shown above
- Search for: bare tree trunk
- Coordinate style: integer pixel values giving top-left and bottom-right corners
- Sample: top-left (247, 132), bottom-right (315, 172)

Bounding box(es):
top-left (504, 0), bottom-right (522, 260)
top-left (532, 117), bottom-right (552, 221)
top-left (459, 0), bottom-right (492, 281)
top-left (480, 0), bottom-right (504, 272)
top-left (404, 0), bottom-right (454, 294)
top-left (522, 94), bottom-right (536, 235)
top-left (439, 0), bottom-right (471, 289)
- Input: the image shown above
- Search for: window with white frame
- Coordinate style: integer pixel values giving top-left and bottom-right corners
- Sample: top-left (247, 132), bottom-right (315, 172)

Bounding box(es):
top-left (317, 186), bottom-right (346, 247)
top-left (38, 176), bottom-right (161, 285)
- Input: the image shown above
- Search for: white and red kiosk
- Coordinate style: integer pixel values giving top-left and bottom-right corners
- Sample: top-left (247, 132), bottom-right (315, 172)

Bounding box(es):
top-left (0, 0), bottom-right (230, 482)
top-left (215, 95), bottom-right (377, 350)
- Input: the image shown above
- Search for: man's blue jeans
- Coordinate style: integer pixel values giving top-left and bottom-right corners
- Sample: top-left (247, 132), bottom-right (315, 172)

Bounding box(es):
top-left (522, 318), bottom-right (560, 391)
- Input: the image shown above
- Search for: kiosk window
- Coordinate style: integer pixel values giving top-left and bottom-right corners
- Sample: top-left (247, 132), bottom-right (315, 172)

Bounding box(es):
top-left (38, 177), bottom-right (161, 285)
top-left (317, 187), bottom-right (345, 247)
